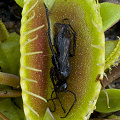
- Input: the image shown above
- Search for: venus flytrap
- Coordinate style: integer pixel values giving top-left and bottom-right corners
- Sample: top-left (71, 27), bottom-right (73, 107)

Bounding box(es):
top-left (20, 1), bottom-right (120, 119)
top-left (20, 0), bottom-right (104, 120)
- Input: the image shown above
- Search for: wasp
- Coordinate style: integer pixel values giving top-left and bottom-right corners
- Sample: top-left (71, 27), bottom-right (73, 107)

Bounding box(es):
top-left (44, 4), bottom-right (77, 118)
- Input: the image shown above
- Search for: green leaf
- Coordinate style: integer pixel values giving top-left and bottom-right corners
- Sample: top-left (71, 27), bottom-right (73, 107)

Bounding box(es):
top-left (13, 98), bottom-right (26, 120)
top-left (96, 89), bottom-right (120, 113)
top-left (0, 20), bottom-right (9, 42)
top-left (14, 0), bottom-right (24, 8)
top-left (43, 109), bottom-right (54, 120)
top-left (0, 87), bottom-right (24, 120)
top-left (13, 97), bottom-right (23, 110)
top-left (100, 2), bottom-right (120, 31)
top-left (0, 98), bottom-right (20, 120)
top-left (108, 114), bottom-right (120, 119)
top-left (105, 39), bottom-right (120, 70)
top-left (105, 40), bottom-right (118, 59)
top-left (0, 32), bottom-right (20, 76)
top-left (14, 0), bottom-right (55, 9)
top-left (44, 0), bottom-right (56, 10)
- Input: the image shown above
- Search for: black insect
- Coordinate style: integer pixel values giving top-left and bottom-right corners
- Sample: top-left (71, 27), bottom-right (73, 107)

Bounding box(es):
top-left (44, 4), bottom-right (77, 118)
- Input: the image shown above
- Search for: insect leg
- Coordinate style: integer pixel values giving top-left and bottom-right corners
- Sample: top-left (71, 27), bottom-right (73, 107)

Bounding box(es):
top-left (62, 18), bottom-right (76, 57)
top-left (69, 24), bottom-right (76, 57)
top-left (49, 67), bottom-right (66, 113)
top-left (48, 67), bottom-right (57, 112)
top-left (47, 90), bottom-right (56, 112)
top-left (56, 92), bottom-right (66, 113)
top-left (48, 67), bottom-right (59, 112)
top-left (44, 4), bottom-right (59, 70)
top-left (48, 91), bottom-right (66, 113)
top-left (44, 4), bottom-right (55, 55)
top-left (60, 90), bottom-right (76, 118)
top-left (62, 18), bottom-right (70, 24)
top-left (50, 67), bottom-right (56, 87)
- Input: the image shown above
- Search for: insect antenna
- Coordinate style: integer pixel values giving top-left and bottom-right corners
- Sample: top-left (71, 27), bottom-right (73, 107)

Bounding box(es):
top-left (48, 91), bottom-right (66, 113)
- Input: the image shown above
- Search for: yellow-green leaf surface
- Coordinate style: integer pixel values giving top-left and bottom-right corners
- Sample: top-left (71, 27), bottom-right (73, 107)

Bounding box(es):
top-left (47, 0), bottom-right (105, 119)
top-left (100, 2), bottom-right (120, 31)
top-left (20, 0), bottom-right (105, 120)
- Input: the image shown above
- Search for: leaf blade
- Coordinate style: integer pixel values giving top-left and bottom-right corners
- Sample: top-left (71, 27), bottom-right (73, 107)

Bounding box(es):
top-left (96, 89), bottom-right (120, 113)
top-left (100, 2), bottom-right (120, 31)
